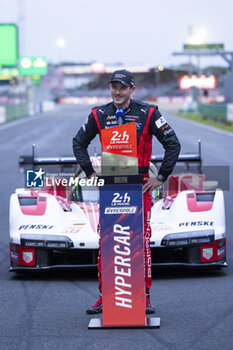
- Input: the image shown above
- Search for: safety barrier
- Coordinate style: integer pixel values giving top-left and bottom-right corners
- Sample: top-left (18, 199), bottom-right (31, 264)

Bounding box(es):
top-left (198, 103), bottom-right (233, 124)
top-left (0, 101), bottom-right (55, 124)
top-left (0, 104), bottom-right (28, 123)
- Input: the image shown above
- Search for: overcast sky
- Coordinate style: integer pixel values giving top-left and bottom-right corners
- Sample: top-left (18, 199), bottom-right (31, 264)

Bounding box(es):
top-left (0, 0), bottom-right (232, 68)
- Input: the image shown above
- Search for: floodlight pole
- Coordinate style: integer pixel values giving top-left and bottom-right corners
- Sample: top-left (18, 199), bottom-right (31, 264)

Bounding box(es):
top-left (17, 0), bottom-right (26, 57)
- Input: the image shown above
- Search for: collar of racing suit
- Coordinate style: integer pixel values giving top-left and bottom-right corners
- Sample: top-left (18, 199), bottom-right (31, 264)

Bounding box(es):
top-left (111, 100), bottom-right (132, 116)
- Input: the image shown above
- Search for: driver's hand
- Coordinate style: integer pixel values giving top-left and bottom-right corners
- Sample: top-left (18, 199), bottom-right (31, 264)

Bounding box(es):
top-left (89, 172), bottom-right (99, 188)
top-left (143, 177), bottom-right (163, 194)
top-left (89, 172), bottom-right (97, 179)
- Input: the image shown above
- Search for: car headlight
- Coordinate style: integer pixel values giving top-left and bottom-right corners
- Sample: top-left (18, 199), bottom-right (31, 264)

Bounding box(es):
top-left (161, 230), bottom-right (214, 246)
top-left (20, 234), bottom-right (74, 248)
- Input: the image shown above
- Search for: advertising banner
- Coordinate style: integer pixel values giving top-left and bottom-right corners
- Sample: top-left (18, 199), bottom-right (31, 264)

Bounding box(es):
top-left (0, 24), bottom-right (18, 66)
top-left (100, 183), bottom-right (145, 327)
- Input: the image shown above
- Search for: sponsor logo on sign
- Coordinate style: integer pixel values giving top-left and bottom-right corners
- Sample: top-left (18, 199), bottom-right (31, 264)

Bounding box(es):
top-left (217, 247), bottom-right (225, 256)
top-left (26, 168), bottom-right (45, 187)
top-left (202, 248), bottom-right (213, 260)
top-left (101, 122), bottom-right (137, 157)
top-left (105, 207), bottom-right (136, 214)
top-left (105, 130), bottom-right (133, 150)
top-left (110, 130), bottom-right (129, 143)
top-left (155, 116), bottom-right (166, 128)
top-left (111, 192), bottom-right (130, 206)
top-left (104, 192), bottom-right (137, 214)
top-left (23, 251), bottom-right (33, 264)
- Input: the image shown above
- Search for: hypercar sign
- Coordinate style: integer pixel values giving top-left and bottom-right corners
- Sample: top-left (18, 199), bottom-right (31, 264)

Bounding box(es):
top-left (100, 183), bottom-right (145, 326)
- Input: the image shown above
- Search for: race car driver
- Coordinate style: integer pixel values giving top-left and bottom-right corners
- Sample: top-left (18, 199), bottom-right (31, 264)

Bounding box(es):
top-left (73, 69), bottom-right (181, 314)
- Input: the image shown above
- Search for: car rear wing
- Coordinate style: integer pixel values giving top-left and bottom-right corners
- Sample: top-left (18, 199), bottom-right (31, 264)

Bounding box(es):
top-left (19, 140), bottom-right (202, 173)
top-left (19, 144), bottom-right (79, 171)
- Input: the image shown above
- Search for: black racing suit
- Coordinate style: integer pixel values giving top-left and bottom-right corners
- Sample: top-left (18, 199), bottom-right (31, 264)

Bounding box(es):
top-left (73, 99), bottom-right (181, 292)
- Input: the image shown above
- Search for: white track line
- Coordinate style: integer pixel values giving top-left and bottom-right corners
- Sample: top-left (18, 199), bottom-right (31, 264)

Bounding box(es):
top-left (0, 114), bottom-right (42, 131)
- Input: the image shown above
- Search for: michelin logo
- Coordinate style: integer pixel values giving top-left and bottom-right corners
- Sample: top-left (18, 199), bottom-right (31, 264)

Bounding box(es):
top-left (27, 168), bottom-right (45, 187)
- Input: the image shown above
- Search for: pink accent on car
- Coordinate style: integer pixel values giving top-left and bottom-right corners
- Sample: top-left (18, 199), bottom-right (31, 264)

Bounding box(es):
top-left (186, 193), bottom-right (214, 212)
top-left (19, 196), bottom-right (47, 216)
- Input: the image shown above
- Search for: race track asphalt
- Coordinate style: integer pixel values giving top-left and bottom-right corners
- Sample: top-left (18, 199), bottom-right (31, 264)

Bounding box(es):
top-left (0, 104), bottom-right (232, 350)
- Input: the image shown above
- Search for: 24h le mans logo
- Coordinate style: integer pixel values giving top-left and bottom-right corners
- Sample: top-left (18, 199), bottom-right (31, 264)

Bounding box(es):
top-left (26, 168), bottom-right (45, 187)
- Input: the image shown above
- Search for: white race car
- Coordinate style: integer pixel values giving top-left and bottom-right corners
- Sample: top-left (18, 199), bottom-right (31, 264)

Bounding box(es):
top-left (9, 143), bottom-right (227, 272)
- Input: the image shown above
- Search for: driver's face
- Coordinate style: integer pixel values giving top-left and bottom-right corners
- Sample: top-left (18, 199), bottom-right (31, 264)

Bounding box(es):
top-left (110, 81), bottom-right (135, 109)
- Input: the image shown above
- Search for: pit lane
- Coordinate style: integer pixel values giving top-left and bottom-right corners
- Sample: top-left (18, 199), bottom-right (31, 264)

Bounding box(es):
top-left (0, 105), bottom-right (232, 350)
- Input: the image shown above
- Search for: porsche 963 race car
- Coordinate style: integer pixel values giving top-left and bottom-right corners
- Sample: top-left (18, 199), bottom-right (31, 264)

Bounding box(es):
top-left (9, 142), bottom-right (227, 272)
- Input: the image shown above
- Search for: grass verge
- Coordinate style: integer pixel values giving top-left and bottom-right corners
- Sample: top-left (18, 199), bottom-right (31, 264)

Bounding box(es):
top-left (164, 110), bottom-right (233, 133)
